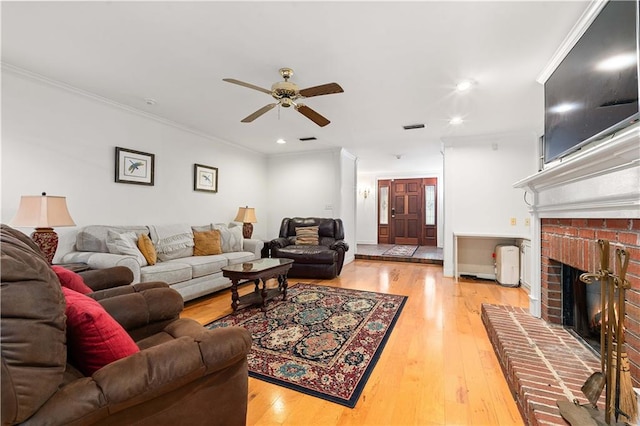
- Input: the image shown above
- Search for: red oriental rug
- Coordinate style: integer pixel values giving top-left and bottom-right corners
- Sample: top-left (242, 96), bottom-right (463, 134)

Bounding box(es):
top-left (206, 283), bottom-right (407, 407)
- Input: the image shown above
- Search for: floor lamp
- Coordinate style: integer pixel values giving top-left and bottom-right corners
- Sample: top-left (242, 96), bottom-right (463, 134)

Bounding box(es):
top-left (10, 192), bottom-right (76, 264)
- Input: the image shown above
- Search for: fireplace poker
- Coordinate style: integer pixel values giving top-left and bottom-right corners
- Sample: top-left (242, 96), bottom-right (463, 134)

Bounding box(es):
top-left (580, 240), bottom-right (610, 408)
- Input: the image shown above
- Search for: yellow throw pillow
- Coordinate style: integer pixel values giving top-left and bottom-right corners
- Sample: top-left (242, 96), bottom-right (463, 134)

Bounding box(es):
top-left (296, 226), bottom-right (319, 245)
top-left (193, 230), bottom-right (222, 256)
top-left (137, 234), bottom-right (157, 265)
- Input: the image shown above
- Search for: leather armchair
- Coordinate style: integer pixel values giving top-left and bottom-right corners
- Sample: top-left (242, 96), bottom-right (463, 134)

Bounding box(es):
top-left (1, 224), bottom-right (251, 426)
top-left (270, 217), bottom-right (349, 279)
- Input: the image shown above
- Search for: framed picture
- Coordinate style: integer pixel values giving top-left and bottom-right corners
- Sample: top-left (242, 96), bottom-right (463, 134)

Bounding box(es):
top-left (115, 147), bottom-right (155, 186)
top-left (194, 163), bottom-right (218, 193)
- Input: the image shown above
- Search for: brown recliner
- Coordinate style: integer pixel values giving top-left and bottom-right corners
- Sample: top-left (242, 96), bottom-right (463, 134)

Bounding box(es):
top-left (270, 217), bottom-right (349, 279)
top-left (1, 224), bottom-right (251, 426)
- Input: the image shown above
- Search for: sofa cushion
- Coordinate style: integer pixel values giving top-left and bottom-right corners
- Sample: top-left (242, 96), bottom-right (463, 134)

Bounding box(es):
top-left (273, 245), bottom-right (337, 264)
top-left (62, 286), bottom-right (140, 376)
top-left (51, 265), bottom-right (93, 294)
top-left (166, 255), bottom-right (228, 279)
top-left (137, 234), bottom-right (157, 265)
top-left (213, 224), bottom-right (243, 252)
top-left (295, 226), bottom-right (319, 245)
top-left (193, 230), bottom-right (222, 256)
top-left (76, 225), bottom-right (149, 253)
top-left (139, 262), bottom-right (192, 285)
top-left (106, 230), bottom-right (148, 266)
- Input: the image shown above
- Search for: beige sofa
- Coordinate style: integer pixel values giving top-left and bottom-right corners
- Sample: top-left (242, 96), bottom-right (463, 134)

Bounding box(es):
top-left (59, 223), bottom-right (263, 301)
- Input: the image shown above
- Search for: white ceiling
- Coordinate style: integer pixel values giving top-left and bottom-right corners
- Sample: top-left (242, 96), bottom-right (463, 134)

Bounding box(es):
top-left (1, 1), bottom-right (590, 173)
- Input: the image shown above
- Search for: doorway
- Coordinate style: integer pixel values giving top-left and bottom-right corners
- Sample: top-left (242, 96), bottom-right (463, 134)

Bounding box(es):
top-left (377, 178), bottom-right (437, 246)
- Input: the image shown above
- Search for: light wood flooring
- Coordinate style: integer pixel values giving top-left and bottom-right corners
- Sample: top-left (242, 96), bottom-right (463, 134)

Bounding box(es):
top-left (182, 259), bottom-right (530, 425)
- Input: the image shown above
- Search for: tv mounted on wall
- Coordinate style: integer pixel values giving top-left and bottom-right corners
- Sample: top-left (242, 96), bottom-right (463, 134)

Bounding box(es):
top-left (543, 0), bottom-right (639, 164)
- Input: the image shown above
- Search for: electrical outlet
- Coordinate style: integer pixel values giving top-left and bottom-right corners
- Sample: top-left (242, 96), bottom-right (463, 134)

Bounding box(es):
top-left (525, 218), bottom-right (531, 226)
top-left (510, 217), bottom-right (517, 226)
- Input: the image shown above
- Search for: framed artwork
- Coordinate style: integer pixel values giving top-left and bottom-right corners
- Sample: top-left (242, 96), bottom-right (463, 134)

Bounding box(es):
top-left (115, 147), bottom-right (155, 186)
top-left (194, 163), bottom-right (218, 193)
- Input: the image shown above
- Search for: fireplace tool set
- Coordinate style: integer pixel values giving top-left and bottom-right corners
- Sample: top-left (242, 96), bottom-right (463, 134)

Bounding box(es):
top-left (559, 240), bottom-right (635, 425)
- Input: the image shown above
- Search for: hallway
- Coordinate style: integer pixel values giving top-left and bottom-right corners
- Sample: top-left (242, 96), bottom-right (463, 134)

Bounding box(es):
top-left (355, 244), bottom-right (443, 265)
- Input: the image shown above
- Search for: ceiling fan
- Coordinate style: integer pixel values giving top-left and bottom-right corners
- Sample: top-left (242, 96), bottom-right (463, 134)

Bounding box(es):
top-left (223, 68), bottom-right (343, 127)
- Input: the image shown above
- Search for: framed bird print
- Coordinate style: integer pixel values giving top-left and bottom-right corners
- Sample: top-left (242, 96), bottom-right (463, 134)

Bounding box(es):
top-left (194, 163), bottom-right (218, 193)
top-left (115, 147), bottom-right (155, 186)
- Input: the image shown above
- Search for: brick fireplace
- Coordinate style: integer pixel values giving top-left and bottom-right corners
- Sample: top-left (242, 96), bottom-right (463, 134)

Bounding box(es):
top-left (493, 125), bottom-right (640, 424)
top-left (540, 218), bottom-right (640, 385)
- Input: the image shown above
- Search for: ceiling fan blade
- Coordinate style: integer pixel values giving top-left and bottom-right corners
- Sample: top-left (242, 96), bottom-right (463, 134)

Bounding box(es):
top-left (223, 78), bottom-right (272, 95)
top-left (299, 82), bottom-right (344, 98)
top-left (296, 104), bottom-right (331, 127)
top-left (241, 103), bottom-right (277, 123)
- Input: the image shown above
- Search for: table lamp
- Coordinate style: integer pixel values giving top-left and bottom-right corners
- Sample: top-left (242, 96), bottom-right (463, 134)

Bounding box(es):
top-left (234, 206), bottom-right (257, 239)
top-left (10, 192), bottom-right (76, 264)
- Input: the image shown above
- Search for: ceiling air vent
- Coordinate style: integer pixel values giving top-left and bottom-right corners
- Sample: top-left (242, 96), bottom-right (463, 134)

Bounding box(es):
top-left (403, 124), bottom-right (425, 130)
top-left (299, 137), bottom-right (317, 141)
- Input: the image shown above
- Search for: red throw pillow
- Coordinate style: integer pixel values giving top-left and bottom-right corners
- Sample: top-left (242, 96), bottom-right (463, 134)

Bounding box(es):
top-left (52, 265), bottom-right (93, 294)
top-left (62, 287), bottom-right (140, 375)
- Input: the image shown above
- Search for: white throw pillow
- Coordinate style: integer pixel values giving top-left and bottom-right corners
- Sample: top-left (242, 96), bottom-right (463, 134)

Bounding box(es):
top-left (106, 230), bottom-right (148, 266)
top-left (213, 223), bottom-right (243, 252)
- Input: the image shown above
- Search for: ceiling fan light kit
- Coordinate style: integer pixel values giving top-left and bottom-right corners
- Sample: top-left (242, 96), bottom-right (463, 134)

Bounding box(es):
top-left (223, 67), bottom-right (343, 127)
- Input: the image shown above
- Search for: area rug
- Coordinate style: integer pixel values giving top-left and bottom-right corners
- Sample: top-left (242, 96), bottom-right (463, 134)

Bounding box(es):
top-left (206, 283), bottom-right (407, 407)
top-left (382, 245), bottom-right (418, 257)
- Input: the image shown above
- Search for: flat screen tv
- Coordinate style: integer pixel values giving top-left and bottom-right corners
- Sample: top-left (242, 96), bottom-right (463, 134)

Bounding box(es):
top-left (543, 0), bottom-right (639, 164)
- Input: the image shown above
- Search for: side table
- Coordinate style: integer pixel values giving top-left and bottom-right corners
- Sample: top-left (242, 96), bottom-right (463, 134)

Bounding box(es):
top-left (53, 263), bottom-right (91, 273)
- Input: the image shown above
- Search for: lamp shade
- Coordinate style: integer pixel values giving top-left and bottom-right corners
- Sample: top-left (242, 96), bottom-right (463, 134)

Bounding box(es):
top-left (234, 207), bottom-right (257, 224)
top-left (10, 193), bottom-right (76, 228)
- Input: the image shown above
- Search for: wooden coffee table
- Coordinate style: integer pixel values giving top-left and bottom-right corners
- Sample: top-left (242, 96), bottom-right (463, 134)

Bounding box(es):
top-left (222, 258), bottom-right (294, 312)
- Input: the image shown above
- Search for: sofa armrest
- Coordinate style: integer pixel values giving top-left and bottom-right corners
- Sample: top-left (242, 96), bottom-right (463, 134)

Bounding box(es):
top-left (270, 237), bottom-right (291, 249)
top-left (330, 240), bottom-right (350, 252)
top-left (241, 238), bottom-right (264, 258)
top-left (97, 287), bottom-right (183, 336)
top-left (89, 281), bottom-right (169, 301)
top-left (78, 266), bottom-right (133, 292)
top-left (60, 251), bottom-right (141, 283)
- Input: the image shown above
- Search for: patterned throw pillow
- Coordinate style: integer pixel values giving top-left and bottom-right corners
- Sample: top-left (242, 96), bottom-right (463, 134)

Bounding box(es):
top-left (213, 224), bottom-right (243, 252)
top-left (106, 230), bottom-right (148, 266)
top-left (137, 234), bottom-right (157, 265)
top-left (296, 226), bottom-right (319, 245)
top-left (193, 230), bottom-right (222, 256)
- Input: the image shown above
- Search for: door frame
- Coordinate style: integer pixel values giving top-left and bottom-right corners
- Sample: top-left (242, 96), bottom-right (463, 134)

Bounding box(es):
top-left (377, 177), bottom-right (438, 246)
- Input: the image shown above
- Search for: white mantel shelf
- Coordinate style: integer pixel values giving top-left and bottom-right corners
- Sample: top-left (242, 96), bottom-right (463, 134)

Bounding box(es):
top-left (514, 125), bottom-right (640, 219)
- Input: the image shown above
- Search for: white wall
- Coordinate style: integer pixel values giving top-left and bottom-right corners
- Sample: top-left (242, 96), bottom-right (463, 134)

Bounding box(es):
top-left (442, 132), bottom-right (538, 276)
top-left (265, 148), bottom-right (357, 262)
top-left (1, 69), bottom-right (269, 258)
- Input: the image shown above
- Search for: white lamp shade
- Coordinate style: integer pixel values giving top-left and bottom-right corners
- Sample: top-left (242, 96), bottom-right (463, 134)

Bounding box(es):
top-left (10, 194), bottom-right (76, 228)
top-left (234, 207), bottom-right (257, 224)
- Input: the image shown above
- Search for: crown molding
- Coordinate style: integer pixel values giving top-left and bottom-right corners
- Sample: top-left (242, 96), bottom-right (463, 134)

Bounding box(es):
top-left (1, 62), bottom-right (265, 157)
top-left (536, 0), bottom-right (608, 84)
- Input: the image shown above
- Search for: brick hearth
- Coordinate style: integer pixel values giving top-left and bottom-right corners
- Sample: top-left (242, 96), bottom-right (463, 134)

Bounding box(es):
top-left (482, 304), bottom-right (603, 426)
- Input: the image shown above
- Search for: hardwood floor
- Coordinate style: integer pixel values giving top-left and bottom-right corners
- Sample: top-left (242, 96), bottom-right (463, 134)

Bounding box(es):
top-left (182, 259), bottom-right (530, 425)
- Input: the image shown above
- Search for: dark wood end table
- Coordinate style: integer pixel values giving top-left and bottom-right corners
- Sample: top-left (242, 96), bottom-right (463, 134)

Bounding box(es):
top-left (222, 258), bottom-right (294, 312)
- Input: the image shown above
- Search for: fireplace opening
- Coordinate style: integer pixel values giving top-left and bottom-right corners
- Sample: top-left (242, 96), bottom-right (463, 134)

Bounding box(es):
top-left (562, 264), bottom-right (602, 353)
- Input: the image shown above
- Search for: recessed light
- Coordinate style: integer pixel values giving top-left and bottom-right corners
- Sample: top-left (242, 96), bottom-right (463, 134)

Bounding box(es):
top-left (276, 138), bottom-right (286, 144)
top-left (456, 80), bottom-right (475, 92)
top-left (449, 116), bottom-right (463, 125)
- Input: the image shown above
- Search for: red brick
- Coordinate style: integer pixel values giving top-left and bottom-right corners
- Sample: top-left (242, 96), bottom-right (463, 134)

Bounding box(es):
top-left (596, 229), bottom-right (618, 242)
top-left (606, 219), bottom-right (632, 230)
top-left (619, 231), bottom-right (640, 246)
top-left (588, 219), bottom-right (606, 228)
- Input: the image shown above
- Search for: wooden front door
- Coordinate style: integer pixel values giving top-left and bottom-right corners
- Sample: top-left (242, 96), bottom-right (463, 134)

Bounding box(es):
top-left (377, 177), bottom-right (438, 246)
top-left (392, 179), bottom-right (421, 245)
